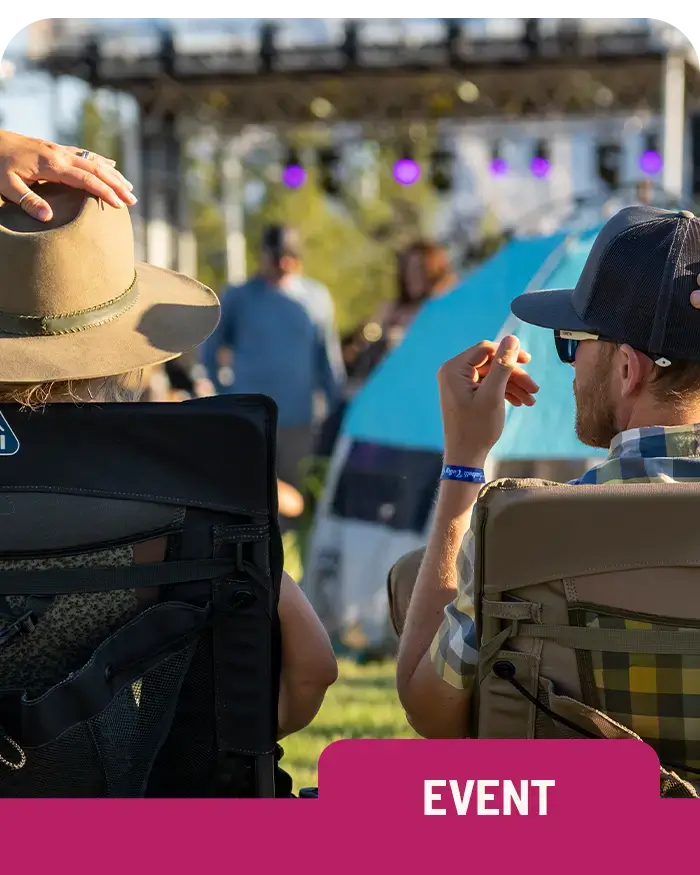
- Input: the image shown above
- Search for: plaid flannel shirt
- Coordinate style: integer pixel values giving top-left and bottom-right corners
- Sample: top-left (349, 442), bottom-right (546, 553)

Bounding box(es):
top-left (430, 424), bottom-right (700, 764)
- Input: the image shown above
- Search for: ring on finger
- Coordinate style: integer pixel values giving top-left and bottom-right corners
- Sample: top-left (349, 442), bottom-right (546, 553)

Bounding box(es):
top-left (18, 192), bottom-right (32, 205)
top-left (76, 149), bottom-right (92, 160)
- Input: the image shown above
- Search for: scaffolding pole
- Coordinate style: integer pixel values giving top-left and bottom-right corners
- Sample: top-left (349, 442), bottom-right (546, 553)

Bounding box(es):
top-left (662, 51), bottom-right (687, 199)
top-left (221, 136), bottom-right (247, 286)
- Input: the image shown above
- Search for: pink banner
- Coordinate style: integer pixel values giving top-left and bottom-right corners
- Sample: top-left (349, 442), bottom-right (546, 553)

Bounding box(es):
top-left (2, 740), bottom-right (694, 873)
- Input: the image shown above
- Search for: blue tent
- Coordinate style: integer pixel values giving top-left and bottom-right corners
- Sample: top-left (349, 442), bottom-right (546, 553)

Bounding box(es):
top-left (342, 225), bottom-right (606, 461)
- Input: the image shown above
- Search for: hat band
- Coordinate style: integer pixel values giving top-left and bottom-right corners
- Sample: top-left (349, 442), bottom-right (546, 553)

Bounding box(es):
top-left (0, 274), bottom-right (138, 337)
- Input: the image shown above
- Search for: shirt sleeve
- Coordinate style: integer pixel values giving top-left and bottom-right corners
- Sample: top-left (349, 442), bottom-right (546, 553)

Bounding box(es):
top-left (200, 286), bottom-right (236, 392)
top-left (429, 520), bottom-right (479, 692)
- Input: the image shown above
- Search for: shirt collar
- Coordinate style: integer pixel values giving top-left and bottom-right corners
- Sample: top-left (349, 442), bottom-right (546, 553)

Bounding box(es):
top-left (608, 424), bottom-right (700, 461)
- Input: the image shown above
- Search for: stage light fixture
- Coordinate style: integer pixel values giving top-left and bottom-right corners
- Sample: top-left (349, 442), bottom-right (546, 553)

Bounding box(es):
top-left (530, 140), bottom-right (551, 178)
top-left (597, 142), bottom-right (622, 190)
top-left (282, 148), bottom-right (306, 188)
top-left (318, 147), bottom-right (342, 196)
top-left (489, 141), bottom-right (508, 176)
top-left (429, 146), bottom-right (454, 193)
top-left (393, 146), bottom-right (421, 186)
top-left (639, 134), bottom-right (663, 176)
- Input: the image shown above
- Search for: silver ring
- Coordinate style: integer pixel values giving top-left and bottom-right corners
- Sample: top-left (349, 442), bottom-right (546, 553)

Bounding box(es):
top-left (18, 192), bottom-right (31, 205)
top-left (76, 149), bottom-right (92, 160)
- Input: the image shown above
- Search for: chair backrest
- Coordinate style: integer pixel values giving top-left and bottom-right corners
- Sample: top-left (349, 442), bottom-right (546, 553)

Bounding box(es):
top-left (472, 478), bottom-right (700, 783)
top-left (0, 395), bottom-right (283, 798)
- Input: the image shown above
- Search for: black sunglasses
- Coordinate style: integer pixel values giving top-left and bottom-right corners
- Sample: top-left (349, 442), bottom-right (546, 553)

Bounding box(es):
top-left (553, 330), bottom-right (601, 364)
top-left (553, 330), bottom-right (672, 368)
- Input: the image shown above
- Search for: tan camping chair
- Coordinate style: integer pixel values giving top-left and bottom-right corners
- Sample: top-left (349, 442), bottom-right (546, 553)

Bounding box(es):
top-left (471, 478), bottom-right (700, 791)
top-left (387, 479), bottom-right (700, 794)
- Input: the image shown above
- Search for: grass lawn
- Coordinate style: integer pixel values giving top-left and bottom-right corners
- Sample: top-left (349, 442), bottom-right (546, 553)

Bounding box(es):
top-left (282, 659), bottom-right (418, 790)
top-left (280, 531), bottom-right (415, 789)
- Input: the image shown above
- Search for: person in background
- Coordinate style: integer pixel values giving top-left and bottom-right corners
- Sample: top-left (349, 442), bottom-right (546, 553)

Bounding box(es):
top-left (350, 240), bottom-right (456, 383)
top-left (201, 225), bottom-right (346, 499)
top-left (316, 240), bottom-right (456, 462)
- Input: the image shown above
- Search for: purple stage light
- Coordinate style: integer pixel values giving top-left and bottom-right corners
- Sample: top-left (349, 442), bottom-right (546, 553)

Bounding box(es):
top-left (639, 150), bottom-right (663, 175)
top-left (282, 164), bottom-right (306, 188)
top-left (530, 156), bottom-right (551, 178)
top-left (489, 158), bottom-right (509, 176)
top-left (393, 159), bottom-right (421, 186)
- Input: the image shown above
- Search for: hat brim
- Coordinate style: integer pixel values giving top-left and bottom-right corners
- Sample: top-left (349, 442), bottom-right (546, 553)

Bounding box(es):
top-left (0, 262), bottom-right (220, 383)
top-left (510, 288), bottom-right (594, 332)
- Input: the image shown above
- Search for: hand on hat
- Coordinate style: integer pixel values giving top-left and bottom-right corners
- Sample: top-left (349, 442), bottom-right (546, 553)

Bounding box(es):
top-left (438, 336), bottom-right (539, 466)
top-left (0, 130), bottom-right (137, 222)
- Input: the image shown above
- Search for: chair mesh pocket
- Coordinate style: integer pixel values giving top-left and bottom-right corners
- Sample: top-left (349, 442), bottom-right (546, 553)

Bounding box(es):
top-left (0, 626), bottom-right (199, 798)
top-left (0, 605), bottom-right (204, 798)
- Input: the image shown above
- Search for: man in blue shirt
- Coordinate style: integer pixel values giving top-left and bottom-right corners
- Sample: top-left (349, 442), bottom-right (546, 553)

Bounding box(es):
top-left (201, 225), bottom-right (346, 493)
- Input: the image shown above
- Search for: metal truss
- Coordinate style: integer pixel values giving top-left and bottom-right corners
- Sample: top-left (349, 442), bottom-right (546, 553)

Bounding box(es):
top-left (29, 28), bottom-right (700, 126)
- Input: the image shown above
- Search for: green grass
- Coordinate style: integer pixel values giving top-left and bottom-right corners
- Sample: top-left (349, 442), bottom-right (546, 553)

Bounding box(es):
top-left (281, 659), bottom-right (417, 790)
top-left (280, 531), bottom-right (414, 789)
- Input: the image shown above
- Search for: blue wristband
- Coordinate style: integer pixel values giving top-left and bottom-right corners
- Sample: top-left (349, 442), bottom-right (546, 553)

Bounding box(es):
top-left (440, 465), bottom-right (486, 483)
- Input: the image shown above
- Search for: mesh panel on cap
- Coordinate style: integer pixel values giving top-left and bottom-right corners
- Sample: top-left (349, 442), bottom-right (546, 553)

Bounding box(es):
top-left (582, 219), bottom-right (676, 351)
top-left (661, 219), bottom-right (700, 362)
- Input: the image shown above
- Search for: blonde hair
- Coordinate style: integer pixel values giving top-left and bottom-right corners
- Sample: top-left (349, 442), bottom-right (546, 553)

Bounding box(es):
top-left (0, 371), bottom-right (144, 410)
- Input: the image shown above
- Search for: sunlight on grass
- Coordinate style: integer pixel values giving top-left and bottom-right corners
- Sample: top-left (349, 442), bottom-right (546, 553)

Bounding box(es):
top-left (280, 532), bottom-right (413, 790)
top-left (281, 659), bottom-right (417, 791)
top-left (282, 530), bottom-right (303, 583)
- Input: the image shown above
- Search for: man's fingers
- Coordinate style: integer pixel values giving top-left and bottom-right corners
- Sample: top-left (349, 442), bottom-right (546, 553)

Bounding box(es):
top-left (2, 173), bottom-right (53, 221)
top-left (441, 340), bottom-right (531, 385)
top-left (454, 339), bottom-right (530, 368)
top-left (505, 383), bottom-right (537, 406)
top-left (477, 364), bottom-right (539, 394)
top-left (508, 369), bottom-right (540, 395)
top-left (481, 335), bottom-right (521, 396)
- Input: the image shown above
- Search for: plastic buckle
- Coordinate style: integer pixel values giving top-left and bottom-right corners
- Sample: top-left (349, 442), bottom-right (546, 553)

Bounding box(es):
top-left (0, 610), bottom-right (37, 648)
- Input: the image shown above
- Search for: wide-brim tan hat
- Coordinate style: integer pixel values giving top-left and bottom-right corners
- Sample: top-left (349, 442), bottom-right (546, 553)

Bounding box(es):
top-left (0, 183), bottom-right (220, 383)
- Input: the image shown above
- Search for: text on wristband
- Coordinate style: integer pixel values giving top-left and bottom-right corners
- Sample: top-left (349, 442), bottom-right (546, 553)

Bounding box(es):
top-left (440, 465), bottom-right (486, 483)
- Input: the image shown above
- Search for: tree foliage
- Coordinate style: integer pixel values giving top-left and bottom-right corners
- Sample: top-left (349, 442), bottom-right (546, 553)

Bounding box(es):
top-left (61, 93), bottom-right (124, 169)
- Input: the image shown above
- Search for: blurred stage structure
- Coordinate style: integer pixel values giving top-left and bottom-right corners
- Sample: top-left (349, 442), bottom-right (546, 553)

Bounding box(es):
top-left (25, 18), bottom-right (700, 277)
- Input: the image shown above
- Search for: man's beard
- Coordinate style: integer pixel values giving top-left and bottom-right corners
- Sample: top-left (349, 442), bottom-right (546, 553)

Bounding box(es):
top-left (573, 366), bottom-right (617, 449)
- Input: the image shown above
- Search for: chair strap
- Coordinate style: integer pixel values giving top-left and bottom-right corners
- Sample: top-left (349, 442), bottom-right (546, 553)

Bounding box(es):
top-left (0, 557), bottom-right (244, 595)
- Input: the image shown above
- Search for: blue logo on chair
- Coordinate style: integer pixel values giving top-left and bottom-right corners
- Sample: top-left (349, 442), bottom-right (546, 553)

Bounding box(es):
top-left (0, 411), bottom-right (19, 456)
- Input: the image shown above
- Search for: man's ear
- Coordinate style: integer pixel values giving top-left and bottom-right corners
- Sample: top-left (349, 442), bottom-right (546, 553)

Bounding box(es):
top-left (618, 344), bottom-right (654, 397)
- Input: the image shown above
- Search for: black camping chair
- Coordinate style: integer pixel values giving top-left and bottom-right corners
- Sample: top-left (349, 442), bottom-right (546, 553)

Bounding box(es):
top-left (0, 395), bottom-right (286, 798)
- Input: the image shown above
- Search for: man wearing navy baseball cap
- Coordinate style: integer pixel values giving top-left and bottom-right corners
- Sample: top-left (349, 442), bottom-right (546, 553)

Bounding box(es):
top-left (394, 206), bottom-right (700, 746)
